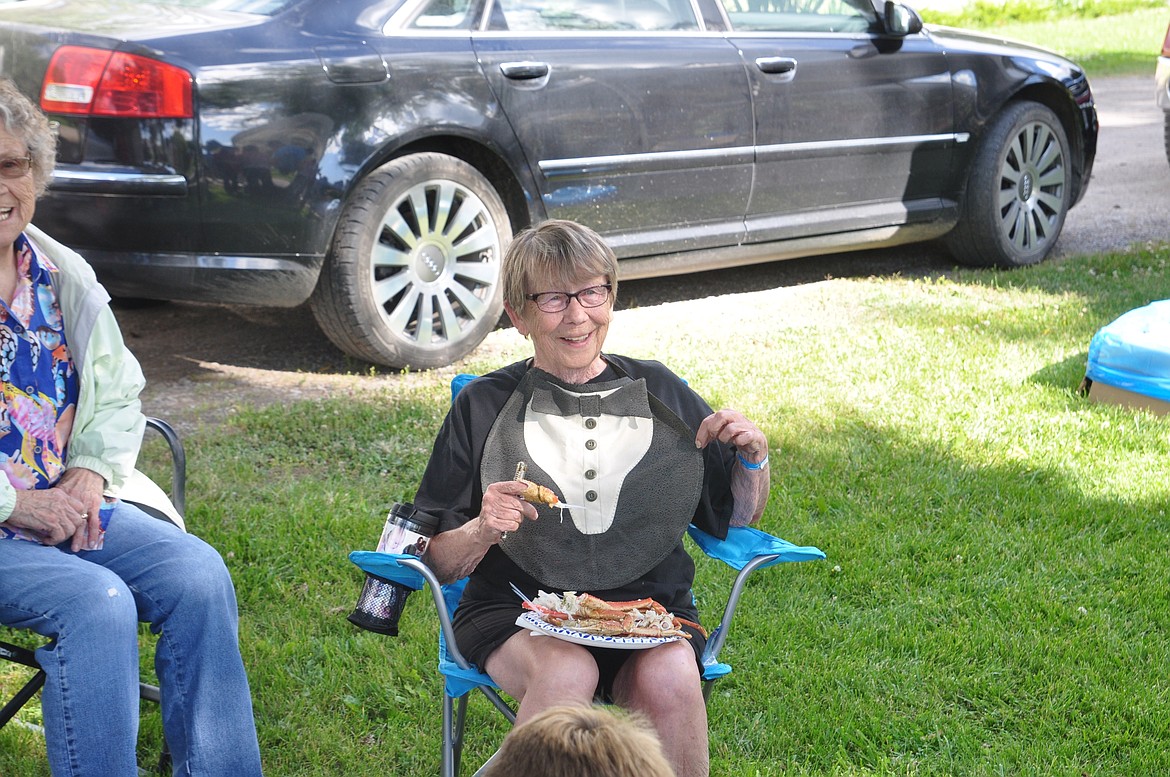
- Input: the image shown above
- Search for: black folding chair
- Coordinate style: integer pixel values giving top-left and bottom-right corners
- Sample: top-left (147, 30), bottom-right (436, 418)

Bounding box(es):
top-left (0, 417), bottom-right (186, 774)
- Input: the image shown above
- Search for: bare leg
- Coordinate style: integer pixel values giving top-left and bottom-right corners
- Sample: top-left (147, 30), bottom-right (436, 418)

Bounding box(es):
top-left (485, 630), bottom-right (599, 725)
top-left (612, 641), bottom-right (709, 777)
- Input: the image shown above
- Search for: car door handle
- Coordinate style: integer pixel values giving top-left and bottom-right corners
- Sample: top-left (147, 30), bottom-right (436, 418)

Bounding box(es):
top-left (499, 61), bottom-right (551, 80)
top-left (754, 56), bottom-right (797, 76)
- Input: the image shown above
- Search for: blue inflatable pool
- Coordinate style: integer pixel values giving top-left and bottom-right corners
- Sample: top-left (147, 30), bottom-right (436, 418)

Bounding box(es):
top-left (1086, 300), bottom-right (1170, 407)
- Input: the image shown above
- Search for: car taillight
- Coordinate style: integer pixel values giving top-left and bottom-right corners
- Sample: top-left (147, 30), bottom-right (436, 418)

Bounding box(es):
top-left (41, 45), bottom-right (193, 118)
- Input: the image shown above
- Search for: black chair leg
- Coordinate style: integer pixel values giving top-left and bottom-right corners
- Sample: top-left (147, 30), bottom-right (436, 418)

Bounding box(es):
top-left (0, 669), bottom-right (45, 728)
top-left (138, 681), bottom-right (172, 773)
top-left (0, 640), bottom-right (47, 728)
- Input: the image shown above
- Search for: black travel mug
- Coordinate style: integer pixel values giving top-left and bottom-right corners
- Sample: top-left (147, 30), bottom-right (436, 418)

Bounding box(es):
top-left (348, 502), bottom-right (438, 636)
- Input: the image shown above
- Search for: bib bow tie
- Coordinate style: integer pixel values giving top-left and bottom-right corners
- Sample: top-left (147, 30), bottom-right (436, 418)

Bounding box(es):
top-left (529, 379), bottom-right (653, 418)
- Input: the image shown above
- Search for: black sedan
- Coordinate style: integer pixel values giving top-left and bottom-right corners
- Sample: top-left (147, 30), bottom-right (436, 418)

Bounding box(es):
top-left (0, 0), bottom-right (1096, 369)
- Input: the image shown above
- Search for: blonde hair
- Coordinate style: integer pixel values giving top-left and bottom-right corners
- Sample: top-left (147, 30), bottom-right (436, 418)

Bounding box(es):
top-left (502, 220), bottom-right (618, 312)
top-left (483, 705), bottom-right (675, 777)
top-left (0, 78), bottom-right (57, 197)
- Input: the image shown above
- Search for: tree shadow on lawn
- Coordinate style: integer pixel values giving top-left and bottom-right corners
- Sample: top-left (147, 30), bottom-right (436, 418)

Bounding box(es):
top-left (714, 410), bottom-right (1168, 772)
top-left (360, 400), bottom-right (1168, 773)
top-left (208, 399), bottom-right (1166, 774)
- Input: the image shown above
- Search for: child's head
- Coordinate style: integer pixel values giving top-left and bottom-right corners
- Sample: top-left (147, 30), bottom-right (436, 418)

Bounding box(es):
top-left (483, 704), bottom-right (675, 777)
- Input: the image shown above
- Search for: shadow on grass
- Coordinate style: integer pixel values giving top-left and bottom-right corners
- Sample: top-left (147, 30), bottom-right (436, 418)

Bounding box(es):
top-left (1030, 351), bottom-right (1092, 395)
top-left (711, 407), bottom-right (1169, 773)
top-left (5, 353), bottom-right (1166, 775)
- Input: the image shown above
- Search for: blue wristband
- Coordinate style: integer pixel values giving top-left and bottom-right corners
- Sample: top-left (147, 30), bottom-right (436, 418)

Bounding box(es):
top-left (736, 452), bottom-right (769, 470)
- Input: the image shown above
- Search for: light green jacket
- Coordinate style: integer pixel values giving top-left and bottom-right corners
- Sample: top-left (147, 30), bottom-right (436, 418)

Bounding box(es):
top-left (0, 224), bottom-right (150, 522)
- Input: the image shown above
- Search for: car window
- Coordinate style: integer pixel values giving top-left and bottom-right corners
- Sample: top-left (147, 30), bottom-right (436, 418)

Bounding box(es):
top-left (150, 0), bottom-right (292, 12)
top-left (406, 0), bottom-right (481, 28)
top-left (489, 0), bottom-right (698, 32)
top-left (719, 0), bottom-right (878, 33)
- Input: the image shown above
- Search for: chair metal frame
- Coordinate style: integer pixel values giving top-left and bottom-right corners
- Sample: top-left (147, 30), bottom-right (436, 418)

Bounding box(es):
top-left (0, 417), bottom-right (186, 773)
top-left (367, 533), bottom-right (822, 776)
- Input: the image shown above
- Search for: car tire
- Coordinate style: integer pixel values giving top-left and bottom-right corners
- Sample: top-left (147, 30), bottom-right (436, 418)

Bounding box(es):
top-left (946, 101), bottom-right (1072, 268)
top-left (310, 152), bottom-right (512, 369)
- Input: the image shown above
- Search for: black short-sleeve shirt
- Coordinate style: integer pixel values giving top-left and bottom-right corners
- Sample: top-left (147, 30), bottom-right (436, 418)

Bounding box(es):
top-left (413, 355), bottom-right (737, 662)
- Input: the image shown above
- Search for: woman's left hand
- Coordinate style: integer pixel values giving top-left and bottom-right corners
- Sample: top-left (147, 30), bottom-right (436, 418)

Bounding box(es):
top-left (56, 467), bottom-right (106, 551)
top-left (695, 409), bottom-right (768, 465)
top-left (696, 409), bottom-right (771, 526)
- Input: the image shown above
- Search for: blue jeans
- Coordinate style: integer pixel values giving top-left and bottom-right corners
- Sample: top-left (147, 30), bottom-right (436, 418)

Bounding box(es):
top-left (0, 500), bottom-right (263, 776)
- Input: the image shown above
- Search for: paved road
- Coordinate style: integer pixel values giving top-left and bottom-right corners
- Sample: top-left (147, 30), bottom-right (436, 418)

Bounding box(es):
top-left (115, 74), bottom-right (1170, 396)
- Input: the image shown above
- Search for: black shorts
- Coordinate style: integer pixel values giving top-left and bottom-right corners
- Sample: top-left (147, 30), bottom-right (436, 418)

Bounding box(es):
top-left (453, 598), bottom-right (707, 701)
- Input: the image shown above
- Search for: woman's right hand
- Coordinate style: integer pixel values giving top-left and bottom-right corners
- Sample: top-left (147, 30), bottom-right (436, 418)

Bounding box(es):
top-left (475, 480), bottom-right (539, 545)
top-left (425, 480), bottom-right (542, 583)
top-left (6, 488), bottom-right (89, 546)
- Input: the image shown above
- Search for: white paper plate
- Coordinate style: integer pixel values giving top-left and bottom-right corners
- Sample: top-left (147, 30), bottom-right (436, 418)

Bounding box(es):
top-left (514, 612), bottom-right (681, 649)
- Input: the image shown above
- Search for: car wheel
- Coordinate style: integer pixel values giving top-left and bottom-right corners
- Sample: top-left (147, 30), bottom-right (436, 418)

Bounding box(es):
top-left (946, 101), bottom-right (1071, 268)
top-left (310, 152), bottom-right (512, 369)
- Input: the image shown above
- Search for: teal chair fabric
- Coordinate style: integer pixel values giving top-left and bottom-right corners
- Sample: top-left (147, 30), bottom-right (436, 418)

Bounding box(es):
top-left (349, 374), bottom-right (825, 776)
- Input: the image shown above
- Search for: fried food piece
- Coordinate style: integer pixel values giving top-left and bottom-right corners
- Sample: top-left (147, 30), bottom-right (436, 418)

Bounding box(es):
top-left (518, 479), bottom-right (560, 507)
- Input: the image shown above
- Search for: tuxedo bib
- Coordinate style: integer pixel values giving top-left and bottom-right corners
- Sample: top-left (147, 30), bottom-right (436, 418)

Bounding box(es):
top-left (481, 367), bottom-right (702, 590)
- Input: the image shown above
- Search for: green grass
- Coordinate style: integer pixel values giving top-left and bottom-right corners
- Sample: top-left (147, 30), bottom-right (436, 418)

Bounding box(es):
top-left (921, 1), bottom-right (1165, 77)
top-left (6, 245), bottom-right (1170, 775)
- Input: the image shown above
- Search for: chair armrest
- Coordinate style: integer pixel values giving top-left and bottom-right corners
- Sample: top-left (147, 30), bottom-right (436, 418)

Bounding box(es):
top-left (688, 524), bottom-right (825, 670)
top-left (348, 552), bottom-right (478, 674)
top-left (349, 550), bottom-right (427, 590)
top-left (700, 551), bottom-right (791, 671)
top-left (144, 417), bottom-right (186, 516)
top-left (687, 524), bottom-right (825, 570)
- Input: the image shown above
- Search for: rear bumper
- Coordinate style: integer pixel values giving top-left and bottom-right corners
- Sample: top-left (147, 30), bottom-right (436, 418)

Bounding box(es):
top-left (42, 167), bottom-right (329, 305)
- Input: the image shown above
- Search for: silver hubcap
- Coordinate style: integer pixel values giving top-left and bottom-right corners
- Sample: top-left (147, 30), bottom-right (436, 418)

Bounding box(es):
top-left (369, 178), bottom-right (502, 348)
top-left (998, 120), bottom-right (1066, 253)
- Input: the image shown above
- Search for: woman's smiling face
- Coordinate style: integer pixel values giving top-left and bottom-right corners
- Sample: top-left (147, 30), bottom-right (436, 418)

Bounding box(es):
top-left (0, 122), bottom-right (36, 255)
top-left (506, 274), bottom-right (612, 384)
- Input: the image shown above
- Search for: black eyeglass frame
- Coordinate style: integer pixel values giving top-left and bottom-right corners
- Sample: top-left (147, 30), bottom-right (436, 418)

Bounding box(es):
top-left (524, 283), bottom-right (613, 313)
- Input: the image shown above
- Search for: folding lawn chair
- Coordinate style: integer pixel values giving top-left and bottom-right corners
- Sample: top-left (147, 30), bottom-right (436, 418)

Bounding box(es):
top-left (0, 417), bottom-right (187, 774)
top-left (349, 374), bottom-right (826, 776)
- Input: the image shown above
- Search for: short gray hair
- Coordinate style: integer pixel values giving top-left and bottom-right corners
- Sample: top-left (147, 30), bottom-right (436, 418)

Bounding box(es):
top-left (502, 220), bottom-right (618, 312)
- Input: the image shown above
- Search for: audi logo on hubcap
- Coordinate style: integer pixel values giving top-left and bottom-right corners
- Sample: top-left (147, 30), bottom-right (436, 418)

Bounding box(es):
top-left (1019, 171), bottom-right (1034, 202)
top-left (416, 244), bottom-right (446, 282)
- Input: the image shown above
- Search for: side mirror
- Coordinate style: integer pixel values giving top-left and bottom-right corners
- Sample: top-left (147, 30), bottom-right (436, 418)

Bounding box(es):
top-left (884, 1), bottom-right (923, 35)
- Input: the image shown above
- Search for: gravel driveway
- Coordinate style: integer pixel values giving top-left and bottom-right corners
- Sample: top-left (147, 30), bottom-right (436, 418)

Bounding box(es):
top-left (1055, 75), bottom-right (1169, 257)
top-left (112, 74), bottom-right (1169, 426)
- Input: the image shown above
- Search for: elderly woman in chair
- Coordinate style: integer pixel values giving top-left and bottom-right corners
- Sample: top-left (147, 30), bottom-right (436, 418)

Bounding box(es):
top-left (416, 219), bottom-right (771, 777)
top-left (0, 79), bottom-right (262, 776)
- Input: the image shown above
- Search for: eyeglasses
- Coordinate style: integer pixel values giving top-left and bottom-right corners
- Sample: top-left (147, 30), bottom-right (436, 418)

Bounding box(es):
top-left (0, 155), bottom-right (32, 179)
top-left (525, 284), bottom-right (612, 313)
